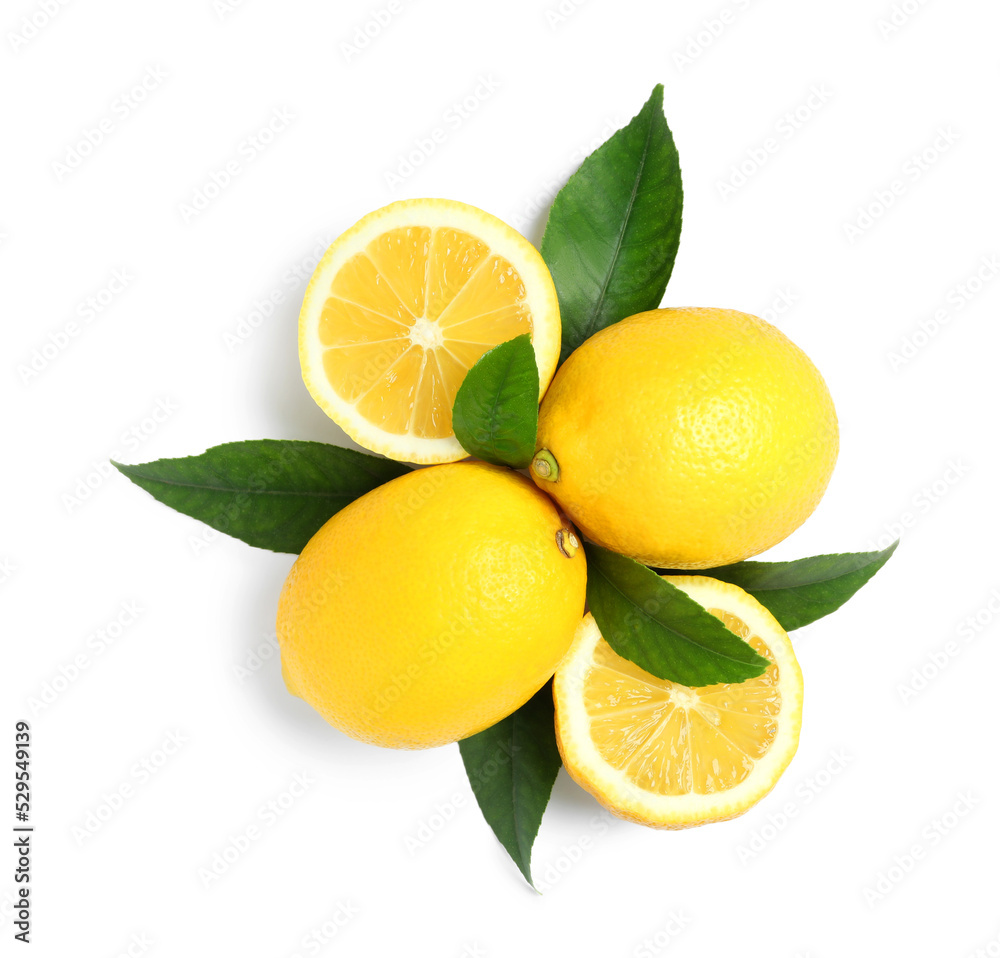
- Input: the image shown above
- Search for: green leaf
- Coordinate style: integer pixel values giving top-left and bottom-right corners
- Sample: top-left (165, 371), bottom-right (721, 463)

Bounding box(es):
top-left (541, 83), bottom-right (683, 363)
top-left (702, 542), bottom-right (899, 631)
top-left (113, 439), bottom-right (408, 554)
top-left (458, 683), bottom-right (561, 889)
top-left (585, 543), bottom-right (770, 686)
top-left (452, 335), bottom-right (539, 468)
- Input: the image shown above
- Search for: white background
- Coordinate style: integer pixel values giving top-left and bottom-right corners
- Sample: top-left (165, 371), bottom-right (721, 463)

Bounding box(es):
top-left (2, 0), bottom-right (998, 955)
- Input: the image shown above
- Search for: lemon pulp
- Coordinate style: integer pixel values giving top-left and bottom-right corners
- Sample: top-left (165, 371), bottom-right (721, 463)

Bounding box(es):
top-left (585, 610), bottom-right (781, 795)
top-left (319, 226), bottom-right (532, 439)
top-left (299, 199), bottom-right (561, 464)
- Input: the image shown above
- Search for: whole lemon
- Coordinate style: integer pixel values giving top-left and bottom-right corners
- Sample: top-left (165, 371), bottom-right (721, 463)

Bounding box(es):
top-left (277, 461), bottom-right (587, 749)
top-left (530, 308), bottom-right (838, 569)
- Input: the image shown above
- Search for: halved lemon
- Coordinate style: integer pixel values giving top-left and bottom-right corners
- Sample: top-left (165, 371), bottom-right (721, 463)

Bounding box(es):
top-left (298, 199), bottom-right (561, 464)
top-left (554, 576), bottom-right (803, 828)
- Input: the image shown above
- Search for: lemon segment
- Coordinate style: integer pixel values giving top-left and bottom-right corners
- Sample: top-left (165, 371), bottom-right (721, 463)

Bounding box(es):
top-left (554, 576), bottom-right (803, 828)
top-left (299, 199), bottom-right (561, 464)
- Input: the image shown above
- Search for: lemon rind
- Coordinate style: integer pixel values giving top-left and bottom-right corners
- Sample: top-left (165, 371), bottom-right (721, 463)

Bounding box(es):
top-left (299, 198), bottom-right (561, 464)
top-left (554, 576), bottom-right (803, 829)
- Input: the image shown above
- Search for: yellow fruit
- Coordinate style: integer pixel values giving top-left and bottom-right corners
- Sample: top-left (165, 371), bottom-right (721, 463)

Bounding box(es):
top-left (276, 461), bottom-right (586, 749)
top-left (554, 575), bottom-right (803, 828)
top-left (298, 199), bottom-right (561, 464)
top-left (531, 307), bottom-right (838, 569)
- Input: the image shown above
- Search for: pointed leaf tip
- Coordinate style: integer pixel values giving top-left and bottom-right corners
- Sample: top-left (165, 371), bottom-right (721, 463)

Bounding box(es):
top-left (541, 83), bottom-right (682, 362)
top-left (459, 684), bottom-right (561, 888)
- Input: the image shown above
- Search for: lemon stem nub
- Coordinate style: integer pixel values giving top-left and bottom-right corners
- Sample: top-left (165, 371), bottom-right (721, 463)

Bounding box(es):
top-left (556, 529), bottom-right (580, 558)
top-left (532, 450), bottom-right (559, 482)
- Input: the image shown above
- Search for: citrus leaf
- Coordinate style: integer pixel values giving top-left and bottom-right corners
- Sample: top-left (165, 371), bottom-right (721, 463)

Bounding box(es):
top-left (701, 542), bottom-right (899, 631)
top-left (541, 83), bottom-right (683, 363)
top-left (452, 335), bottom-right (539, 468)
top-left (458, 683), bottom-right (560, 890)
top-left (113, 439), bottom-right (408, 554)
top-left (585, 543), bottom-right (770, 686)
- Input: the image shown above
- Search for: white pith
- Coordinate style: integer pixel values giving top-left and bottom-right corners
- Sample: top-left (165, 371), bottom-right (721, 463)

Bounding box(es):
top-left (298, 198), bottom-right (561, 464)
top-left (555, 576), bottom-right (803, 825)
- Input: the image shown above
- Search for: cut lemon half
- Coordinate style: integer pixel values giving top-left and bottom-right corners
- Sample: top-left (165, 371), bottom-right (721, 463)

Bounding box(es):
top-left (554, 576), bottom-right (803, 829)
top-left (298, 198), bottom-right (561, 464)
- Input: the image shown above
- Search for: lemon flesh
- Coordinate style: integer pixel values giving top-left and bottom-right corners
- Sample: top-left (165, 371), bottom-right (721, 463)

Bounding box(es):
top-left (554, 576), bottom-right (802, 828)
top-left (299, 199), bottom-right (561, 464)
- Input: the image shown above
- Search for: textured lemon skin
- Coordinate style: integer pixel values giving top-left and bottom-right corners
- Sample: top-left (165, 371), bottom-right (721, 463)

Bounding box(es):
top-left (533, 308), bottom-right (839, 569)
top-left (554, 577), bottom-right (803, 829)
top-left (276, 462), bottom-right (587, 749)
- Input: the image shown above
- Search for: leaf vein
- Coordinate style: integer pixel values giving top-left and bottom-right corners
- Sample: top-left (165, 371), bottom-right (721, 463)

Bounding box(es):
top-left (581, 112), bottom-right (655, 341)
